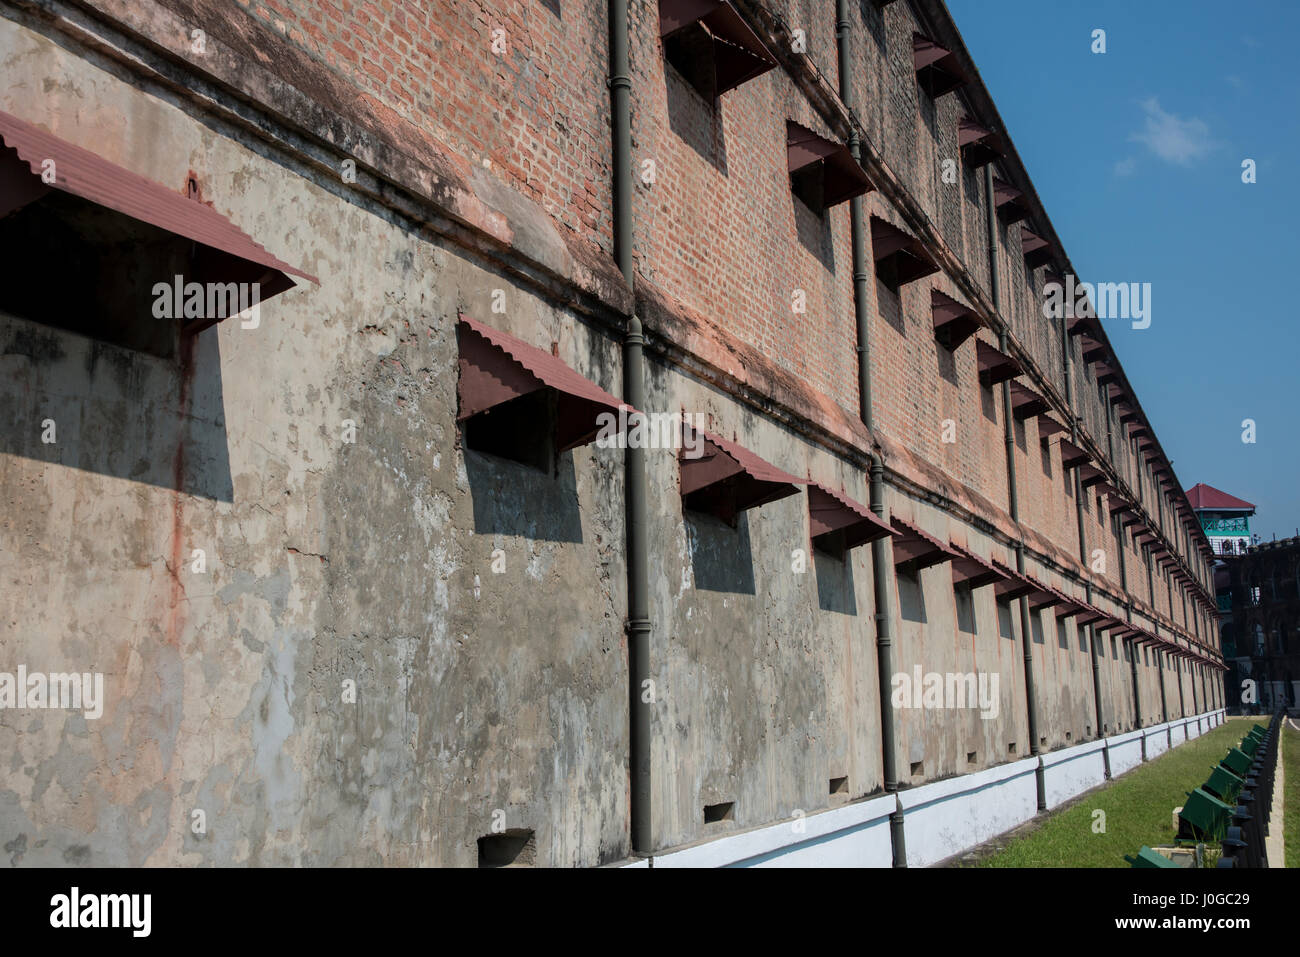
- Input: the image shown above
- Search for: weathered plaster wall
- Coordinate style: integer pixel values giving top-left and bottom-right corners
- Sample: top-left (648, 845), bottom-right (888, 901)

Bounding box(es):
top-left (0, 18), bottom-right (629, 866)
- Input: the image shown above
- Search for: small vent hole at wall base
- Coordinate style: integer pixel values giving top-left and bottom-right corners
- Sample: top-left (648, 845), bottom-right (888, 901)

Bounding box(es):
top-left (1040, 736), bottom-right (1047, 747)
top-left (1008, 742), bottom-right (1017, 755)
top-left (704, 801), bottom-right (734, 824)
top-left (477, 829), bottom-right (536, 868)
top-left (829, 776), bottom-right (848, 796)
top-left (966, 751), bottom-right (977, 764)
top-left (909, 761), bottom-right (923, 776)
top-left (1066, 731), bottom-right (1072, 742)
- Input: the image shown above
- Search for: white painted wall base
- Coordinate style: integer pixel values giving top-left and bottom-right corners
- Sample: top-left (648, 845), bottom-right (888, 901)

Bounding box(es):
top-left (622, 708), bottom-right (1227, 868)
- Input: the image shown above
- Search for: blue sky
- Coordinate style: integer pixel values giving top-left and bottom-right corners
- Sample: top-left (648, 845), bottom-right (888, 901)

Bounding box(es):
top-left (948, 0), bottom-right (1300, 542)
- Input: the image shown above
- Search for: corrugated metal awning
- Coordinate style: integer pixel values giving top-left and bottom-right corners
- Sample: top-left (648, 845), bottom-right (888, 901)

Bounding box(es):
top-left (808, 482), bottom-right (895, 552)
top-left (992, 176), bottom-right (1029, 223)
top-left (990, 558), bottom-right (1035, 601)
top-left (0, 108), bottom-right (317, 331)
top-left (975, 339), bottom-right (1022, 387)
top-left (1037, 414), bottom-right (1069, 439)
top-left (1056, 437), bottom-right (1091, 470)
top-left (891, 516), bottom-right (958, 570)
top-left (930, 289), bottom-right (983, 350)
top-left (456, 315), bottom-right (630, 453)
top-left (658, 0), bottom-right (776, 97)
top-left (1009, 379), bottom-right (1049, 420)
top-left (1024, 574), bottom-right (1066, 611)
top-left (958, 116), bottom-right (1003, 167)
top-left (912, 33), bottom-right (965, 97)
top-left (680, 426), bottom-right (803, 524)
top-left (1019, 225), bottom-right (1053, 267)
top-left (786, 121), bottom-right (874, 210)
top-left (948, 541), bottom-right (1006, 589)
top-left (870, 216), bottom-right (939, 286)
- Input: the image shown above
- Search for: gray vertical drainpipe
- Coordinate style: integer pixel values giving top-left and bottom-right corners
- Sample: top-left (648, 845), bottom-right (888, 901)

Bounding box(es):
top-left (1158, 648), bottom-right (1171, 748)
top-left (1108, 394), bottom-right (1140, 731)
top-left (984, 165), bottom-right (1044, 810)
top-left (1058, 278), bottom-right (1106, 762)
top-left (1176, 649), bottom-right (1187, 717)
top-left (836, 0), bottom-right (903, 867)
top-left (608, 0), bottom-right (651, 856)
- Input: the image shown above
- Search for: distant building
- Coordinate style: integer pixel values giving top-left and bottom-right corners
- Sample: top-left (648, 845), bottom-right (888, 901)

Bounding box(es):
top-left (1216, 534), bottom-right (1300, 712)
top-left (1187, 483), bottom-right (1255, 557)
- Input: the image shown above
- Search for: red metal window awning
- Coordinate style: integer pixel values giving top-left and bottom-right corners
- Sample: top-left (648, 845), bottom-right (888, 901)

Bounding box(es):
top-left (808, 482), bottom-right (895, 553)
top-left (1009, 379), bottom-right (1050, 420)
top-left (1051, 588), bottom-right (1090, 619)
top-left (870, 216), bottom-right (939, 286)
top-left (1019, 225), bottom-right (1053, 268)
top-left (1067, 312), bottom-right (1101, 338)
top-left (658, 0), bottom-right (776, 98)
top-left (930, 289), bottom-right (984, 350)
top-left (1025, 576), bottom-right (1065, 612)
top-left (990, 558), bottom-right (1035, 601)
top-left (1077, 463), bottom-right (1105, 489)
top-left (1095, 480), bottom-right (1121, 500)
top-left (1072, 603), bottom-right (1110, 627)
top-left (992, 176), bottom-right (1029, 224)
top-left (958, 116), bottom-right (1003, 168)
top-left (1037, 415), bottom-right (1069, 439)
top-left (1094, 360), bottom-right (1121, 386)
top-left (1056, 437), bottom-right (1091, 470)
top-left (912, 33), bottom-right (965, 97)
top-left (975, 339), bottom-right (1022, 387)
top-left (457, 315), bottom-right (631, 456)
top-left (0, 108), bottom-right (317, 333)
top-left (1107, 495), bottom-right (1135, 515)
top-left (1093, 616), bottom-right (1131, 634)
top-left (786, 121), bottom-right (874, 212)
top-left (891, 516), bottom-right (958, 570)
top-left (680, 426), bottom-right (803, 524)
top-left (948, 541), bottom-right (1007, 590)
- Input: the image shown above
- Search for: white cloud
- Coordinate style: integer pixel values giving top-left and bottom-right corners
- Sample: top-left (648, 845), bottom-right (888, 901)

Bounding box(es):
top-left (1113, 156), bottom-right (1137, 177)
top-left (1129, 97), bottom-right (1215, 166)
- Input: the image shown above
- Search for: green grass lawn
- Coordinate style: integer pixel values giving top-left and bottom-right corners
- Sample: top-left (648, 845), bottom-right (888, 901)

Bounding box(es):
top-left (1285, 720), bottom-right (1298, 869)
top-left (976, 717), bottom-right (1260, 868)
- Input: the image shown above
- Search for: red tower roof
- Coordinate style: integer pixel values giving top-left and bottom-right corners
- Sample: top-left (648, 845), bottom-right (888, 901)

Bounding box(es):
top-left (1185, 483), bottom-right (1255, 512)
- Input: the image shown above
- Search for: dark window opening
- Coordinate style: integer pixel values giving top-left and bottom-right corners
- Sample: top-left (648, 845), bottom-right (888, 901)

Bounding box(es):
top-left (954, 585), bottom-right (976, 634)
top-left (463, 389), bottom-right (557, 475)
top-left (997, 596), bottom-right (1015, 640)
top-left (703, 801), bottom-right (734, 823)
top-left (829, 776), bottom-right (849, 796)
top-left (477, 828), bottom-right (536, 868)
top-left (0, 189), bottom-right (183, 358)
